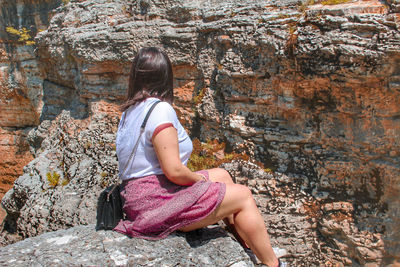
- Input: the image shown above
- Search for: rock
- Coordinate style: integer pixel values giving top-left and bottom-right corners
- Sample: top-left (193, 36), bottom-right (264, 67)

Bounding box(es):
top-left (1, 110), bottom-right (120, 241)
top-left (0, 0), bottom-right (62, 220)
top-left (0, 225), bottom-right (254, 266)
top-left (0, 0), bottom-right (399, 265)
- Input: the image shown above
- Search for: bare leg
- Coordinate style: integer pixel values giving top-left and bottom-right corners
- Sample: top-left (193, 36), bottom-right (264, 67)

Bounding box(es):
top-left (206, 168), bottom-right (249, 248)
top-left (179, 172), bottom-right (278, 267)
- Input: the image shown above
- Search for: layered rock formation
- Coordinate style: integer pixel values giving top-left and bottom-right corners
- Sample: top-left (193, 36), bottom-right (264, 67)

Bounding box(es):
top-left (0, 0), bottom-right (63, 219)
top-left (1, 0), bottom-right (399, 266)
top-left (0, 110), bottom-right (392, 266)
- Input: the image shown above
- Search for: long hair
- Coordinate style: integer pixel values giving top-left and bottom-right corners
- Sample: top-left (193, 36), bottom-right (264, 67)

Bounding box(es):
top-left (120, 47), bottom-right (174, 111)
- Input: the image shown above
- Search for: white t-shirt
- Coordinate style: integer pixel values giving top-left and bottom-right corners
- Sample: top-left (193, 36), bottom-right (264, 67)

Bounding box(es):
top-left (116, 97), bottom-right (193, 180)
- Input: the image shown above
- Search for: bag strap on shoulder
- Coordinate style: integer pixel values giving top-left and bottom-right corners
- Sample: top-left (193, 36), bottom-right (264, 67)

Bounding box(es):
top-left (119, 100), bottom-right (161, 179)
top-left (141, 100), bottom-right (161, 129)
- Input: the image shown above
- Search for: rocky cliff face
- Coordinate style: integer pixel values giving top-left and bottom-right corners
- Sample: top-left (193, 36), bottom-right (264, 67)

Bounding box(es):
top-left (0, 0), bottom-right (63, 219)
top-left (1, 0), bottom-right (399, 266)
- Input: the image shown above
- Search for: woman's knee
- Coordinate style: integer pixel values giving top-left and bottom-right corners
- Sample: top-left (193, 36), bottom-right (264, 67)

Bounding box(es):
top-left (223, 184), bottom-right (253, 209)
top-left (237, 184), bottom-right (253, 202)
top-left (202, 184), bottom-right (254, 223)
top-left (208, 168), bottom-right (234, 184)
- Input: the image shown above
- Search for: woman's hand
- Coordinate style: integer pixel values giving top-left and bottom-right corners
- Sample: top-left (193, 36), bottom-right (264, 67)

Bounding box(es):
top-left (152, 126), bottom-right (203, 185)
top-left (198, 173), bottom-right (207, 181)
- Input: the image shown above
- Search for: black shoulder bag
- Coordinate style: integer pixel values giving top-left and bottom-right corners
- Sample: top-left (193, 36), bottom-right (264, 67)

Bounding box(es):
top-left (96, 100), bottom-right (161, 230)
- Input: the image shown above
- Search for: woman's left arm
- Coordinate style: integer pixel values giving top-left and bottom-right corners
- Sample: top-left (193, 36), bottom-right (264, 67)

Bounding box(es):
top-left (152, 126), bottom-right (204, 186)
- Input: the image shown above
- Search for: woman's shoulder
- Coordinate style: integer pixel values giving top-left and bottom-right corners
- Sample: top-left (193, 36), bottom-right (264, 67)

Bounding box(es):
top-left (145, 98), bottom-right (179, 125)
top-left (143, 98), bottom-right (174, 114)
top-left (126, 98), bottom-right (170, 112)
top-left (155, 101), bottom-right (175, 113)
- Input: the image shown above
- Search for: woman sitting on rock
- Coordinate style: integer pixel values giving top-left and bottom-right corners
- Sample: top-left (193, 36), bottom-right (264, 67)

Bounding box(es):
top-left (114, 47), bottom-right (284, 267)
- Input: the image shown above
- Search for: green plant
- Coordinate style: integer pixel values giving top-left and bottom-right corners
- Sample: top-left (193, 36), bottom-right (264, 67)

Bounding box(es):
top-left (187, 139), bottom-right (249, 171)
top-left (321, 0), bottom-right (351, 5)
top-left (61, 178), bottom-right (70, 186)
top-left (193, 88), bottom-right (206, 104)
top-left (264, 168), bottom-right (273, 173)
top-left (47, 172), bottom-right (61, 188)
top-left (299, 0), bottom-right (351, 8)
top-left (6, 26), bottom-right (35, 45)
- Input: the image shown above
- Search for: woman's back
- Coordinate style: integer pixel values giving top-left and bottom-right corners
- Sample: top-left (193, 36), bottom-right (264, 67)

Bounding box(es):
top-left (116, 97), bottom-right (192, 180)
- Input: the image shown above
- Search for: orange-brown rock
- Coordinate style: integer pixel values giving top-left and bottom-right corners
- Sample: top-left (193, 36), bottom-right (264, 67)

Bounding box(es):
top-left (0, 0), bottom-right (63, 223)
top-left (0, 128), bottom-right (33, 223)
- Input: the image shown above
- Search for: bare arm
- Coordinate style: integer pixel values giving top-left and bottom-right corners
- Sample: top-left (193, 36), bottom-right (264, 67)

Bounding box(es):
top-left (152, 127), bottom-right (204, 186)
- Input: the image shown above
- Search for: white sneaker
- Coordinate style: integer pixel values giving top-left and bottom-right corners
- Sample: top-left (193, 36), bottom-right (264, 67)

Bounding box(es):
top-left (272, 247), bottom-right (288, 258)
top-left (278, 259), bottom-right (288, 267)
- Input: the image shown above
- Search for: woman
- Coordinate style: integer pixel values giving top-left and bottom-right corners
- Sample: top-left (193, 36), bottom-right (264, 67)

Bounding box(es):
top-left (114, 47), bottom-right (283, 267)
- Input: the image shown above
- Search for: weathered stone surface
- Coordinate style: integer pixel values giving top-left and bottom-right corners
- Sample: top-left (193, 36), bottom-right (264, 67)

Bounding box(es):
top-left (0, 127), bottom-right (33, 225)
top-left (222, 160), bottom-right (388, 266)
top-left (0, 105), bottom-right (388, 265)
top-left (1, 109), bottom-right (119, 242)
top-left (0, 0), bottom-right (63, 221)
top-left (0, 0), bottom-right (399, 265)
top-left (0, 224), bottom-right (254, 266)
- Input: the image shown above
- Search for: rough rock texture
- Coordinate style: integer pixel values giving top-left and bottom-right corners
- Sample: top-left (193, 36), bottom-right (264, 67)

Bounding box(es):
top-left (0, 110), bottom-right (391, 266)
top-left (0, 0), bottom-right (63, 220)
top-left (1, 109), bottom-right (119, 243)
top-left (0, 224), bottom-right (254, 266)
top-left (1, 0), bottom-right (400, 266)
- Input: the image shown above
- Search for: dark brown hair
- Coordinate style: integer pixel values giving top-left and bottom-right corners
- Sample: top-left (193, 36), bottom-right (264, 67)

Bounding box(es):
top-left (120, 47), bottom-right (174, 111)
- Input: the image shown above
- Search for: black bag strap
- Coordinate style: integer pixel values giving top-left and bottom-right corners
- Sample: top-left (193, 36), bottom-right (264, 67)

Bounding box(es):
top-left (119, 100), bottom-right (161, 179)
top-left (141, 100), bottom-right (161, 129)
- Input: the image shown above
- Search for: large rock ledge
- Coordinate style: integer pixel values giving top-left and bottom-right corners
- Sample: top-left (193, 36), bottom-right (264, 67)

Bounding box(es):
top-left (0, 224), bottom-right (253, 266)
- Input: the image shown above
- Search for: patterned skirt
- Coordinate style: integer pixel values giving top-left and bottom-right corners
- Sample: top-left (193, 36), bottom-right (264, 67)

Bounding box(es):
top-left (113, 170), bottom-right (226, 240)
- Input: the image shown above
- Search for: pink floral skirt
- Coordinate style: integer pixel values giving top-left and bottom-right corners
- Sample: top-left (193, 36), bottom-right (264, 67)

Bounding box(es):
top-left (113, 170), bottom-right (226, 240)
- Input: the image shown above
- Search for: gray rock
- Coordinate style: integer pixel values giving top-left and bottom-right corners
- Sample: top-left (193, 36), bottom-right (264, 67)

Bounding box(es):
top-left (1, 111), bottom-right (120, 240)
top-left (0, 225), bottom-right (254, 266)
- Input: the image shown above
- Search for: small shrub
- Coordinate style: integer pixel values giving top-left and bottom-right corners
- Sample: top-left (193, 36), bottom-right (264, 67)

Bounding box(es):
top-left (47, 172), bottom-right (60, 188)
top-left (193, 88), bottom-right (206, 104)
top-left (6, 26), bottom-right (35, 45)
top-left (321, 0), bottom-right (351, 5)
top-left (187, 139), bottom-right (249, 171)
